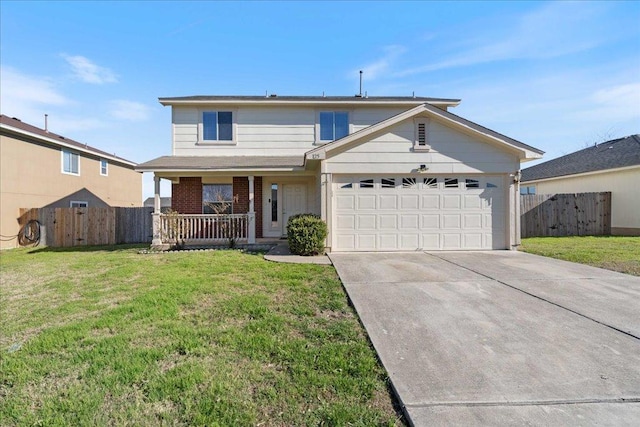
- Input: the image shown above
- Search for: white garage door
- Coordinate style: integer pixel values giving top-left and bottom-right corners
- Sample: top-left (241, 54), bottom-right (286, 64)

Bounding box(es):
top-left (332, 175), bottom-right (506, 251)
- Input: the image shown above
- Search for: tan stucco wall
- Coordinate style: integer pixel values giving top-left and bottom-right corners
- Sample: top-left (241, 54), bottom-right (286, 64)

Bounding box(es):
top-left (1, 133), bottom-right (142, 249)
top-left (531, 167), bottom-right (640, 234)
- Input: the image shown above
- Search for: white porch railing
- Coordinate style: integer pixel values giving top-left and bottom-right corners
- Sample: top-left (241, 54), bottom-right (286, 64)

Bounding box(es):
top-left (159, 213), bottom-right (249, 245)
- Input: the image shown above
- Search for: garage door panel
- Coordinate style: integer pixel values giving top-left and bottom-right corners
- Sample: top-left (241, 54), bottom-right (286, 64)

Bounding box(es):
top-left (463, 194), bottom-right (482, 209)
top-left (357, 215), bottom-right (376, 230)
top-left (333, 175), bottom-right (506, 251)
top-left (422, 234), bottom-right (440, 250)
top-left (379, 215), bottom-right (398, 230)
top-left (422, 214), bottom-right (440, 229)
top-left (463, 213), bottom-right (483, 229)
top-left (400, 234), bottom-right (419, 250)
top-left (442, 214), bottom-right (461, 229)
top-left (378, 234), bottom-right (397, 250)
top-left (337, 234), bottom-right (355, 250)
top-left (357, 195), bottom-right (376, 210)
top-left (443, 234), bottom-right (462, 249)
top-left (357, 234), bottom-right (376, 250)
top-left (336, 195), bottom-right (355, 210)
top-left (400, 195), bottom-right (419, 209)
top-left (464, 233), bottom-right (483, 249)
top-left (400, 214), bottom-right (419, 229)
top-left (442, 194), bottom-right (461, 209)
top-left (379, 195), bottom-right (397, 210)
top-left (421, 194), bottom-right (440, 209)
top-left (336, 215), bottom-right (355, 230)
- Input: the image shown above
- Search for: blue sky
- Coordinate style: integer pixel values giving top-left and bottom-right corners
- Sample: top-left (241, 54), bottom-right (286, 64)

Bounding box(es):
top-left (1, 1), bottom-right (639, 199)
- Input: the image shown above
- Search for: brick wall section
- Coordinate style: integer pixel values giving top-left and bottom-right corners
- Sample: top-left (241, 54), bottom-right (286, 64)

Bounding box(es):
top-left (171, 177), bottom-right (202, 214)
top-left (232, 176), bottom-right (263, 238)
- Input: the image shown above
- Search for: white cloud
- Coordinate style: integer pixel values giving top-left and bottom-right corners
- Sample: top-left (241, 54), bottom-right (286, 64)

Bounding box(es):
top-left (62, 54), bottom-right (117, 84)
top-left (355, 45), bottom-right (407, 81)
top-left (0, 66), bottom-right (70, 123)
top-left (108, 100), bottom-right (151, 121)
top-left (396, 2), bottom-right (609, 76)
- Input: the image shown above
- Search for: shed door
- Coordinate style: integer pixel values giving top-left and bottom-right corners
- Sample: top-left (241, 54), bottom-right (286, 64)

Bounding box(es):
top-left (332, 175), bottom-right (506, 251)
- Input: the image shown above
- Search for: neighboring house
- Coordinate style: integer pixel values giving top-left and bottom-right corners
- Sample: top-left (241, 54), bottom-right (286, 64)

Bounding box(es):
top-left (137, 95), bottom-right (543, 251)
top-left (143, 196), bottom-right (172, 210)
top-left (521, 134), bottom-right (640, 236)
top-left (0, 115), bottom-right (142, 249)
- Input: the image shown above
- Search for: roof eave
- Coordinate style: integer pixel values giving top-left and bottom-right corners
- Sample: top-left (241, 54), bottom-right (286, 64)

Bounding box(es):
top-left (0, 123), bottom-right (138, 167)
top-left (158, 98), bottom-right (461, 107)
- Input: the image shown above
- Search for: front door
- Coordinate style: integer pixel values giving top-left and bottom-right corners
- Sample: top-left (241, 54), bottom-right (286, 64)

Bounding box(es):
top-left (282, 184), bottom-right (307, 235)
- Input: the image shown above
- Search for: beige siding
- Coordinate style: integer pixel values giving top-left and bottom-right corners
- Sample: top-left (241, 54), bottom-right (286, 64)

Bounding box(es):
top-left (172, 105), bottom-right (413, 157)
top-left (532, 167), bottom-right (640, 233)
top-left (325, 119), bottom-right (520, 174)
top-left (0, 133), bottom-right (142, 249)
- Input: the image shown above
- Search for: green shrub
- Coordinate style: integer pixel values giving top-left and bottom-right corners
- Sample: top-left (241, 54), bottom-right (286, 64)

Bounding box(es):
top-left (287, 214), bottom-right (328, 256)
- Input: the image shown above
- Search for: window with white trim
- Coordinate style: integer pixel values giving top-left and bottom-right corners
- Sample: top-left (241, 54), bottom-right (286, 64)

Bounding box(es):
top-left (62, 150), bottom-right (79, 175)
top-left (70, 201), bottom-right (88, 208)
top-left (319, 111), bottom-right (349, 141)
top-left (202, 111), bottom-right (233, 142)
top-left (381, 178), bottom-right (396, 189)
top-left (100, 159), bottom-right (108, 176)
top-left (413, 118), bottom-right (430, 151)
top-left (444, 178), bottom-right (459, 188)
top-left (359, 179), bottom-right (374, 189)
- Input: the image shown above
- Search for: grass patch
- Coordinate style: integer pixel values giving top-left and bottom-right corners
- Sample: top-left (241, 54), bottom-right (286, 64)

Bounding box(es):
top-left (0, 246), bottom-right (403, 426)
top-left (519, 236), bottom-right (640, 276)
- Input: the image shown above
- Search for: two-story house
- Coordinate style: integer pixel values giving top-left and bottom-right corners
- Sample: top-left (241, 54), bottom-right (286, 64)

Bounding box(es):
top-left (137, 95), bottom-right (543, 251)
top-left (0, 114), bottom-right (142, 249)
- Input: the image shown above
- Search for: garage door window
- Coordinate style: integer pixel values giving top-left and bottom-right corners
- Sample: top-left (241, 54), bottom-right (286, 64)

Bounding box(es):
top-left (359, 179), bottom-right (374, 189)
top-left (487, 182), bottom-right (498, 188)
top-left (444, 178), bottom-right (459, 188)
top-left (423, 177), bottom-right (438, 188)
top-left (465, 179), bottom-right (480, 189)
top-left (381, 178), bottom-right (395, 188)
top-left (402, 178), bottom-right (417, 189)
top-left (340, 183), bottom-right (353, 189)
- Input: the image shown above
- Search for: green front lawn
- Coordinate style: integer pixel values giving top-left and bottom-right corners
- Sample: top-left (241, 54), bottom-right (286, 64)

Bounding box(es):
top-left (519, 236), bottom-right (640, 276)
top-left (0, 246), bottom-right (402, 426)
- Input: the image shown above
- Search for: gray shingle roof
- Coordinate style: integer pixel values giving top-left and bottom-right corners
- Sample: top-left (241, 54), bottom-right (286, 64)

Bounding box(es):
top-left (0, 114), bottom-right (136, 165)
top-left (521, 134), bottom-right (640, 182)
top-left (136, 155), bottom-right (305, 171)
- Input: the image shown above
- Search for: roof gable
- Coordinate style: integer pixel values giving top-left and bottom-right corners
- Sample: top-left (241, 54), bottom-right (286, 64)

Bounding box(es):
top-left (521, 134), bottom-right (640, 182)
top-left (306, 103), bottom-right (543, 161)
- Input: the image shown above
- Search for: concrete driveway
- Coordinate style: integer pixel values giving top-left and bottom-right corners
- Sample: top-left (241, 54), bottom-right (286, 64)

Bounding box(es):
top-left (329, 251), bottom-right (640, 426)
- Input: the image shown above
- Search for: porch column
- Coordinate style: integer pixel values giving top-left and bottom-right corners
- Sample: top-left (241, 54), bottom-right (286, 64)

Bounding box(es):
top-left (247, 176), bottom-right (256, 244)
top-left (151, 174), bottom-right (163, 248)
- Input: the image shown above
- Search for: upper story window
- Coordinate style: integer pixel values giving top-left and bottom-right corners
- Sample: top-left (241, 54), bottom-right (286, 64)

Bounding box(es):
top-left (100, 159), bottom-right (108, 176)
top-left (202, 111), bottom-right (233, 142)
top-left (319, 111), bottom-right (349, 142)
top-left (413, 118), bottom-right (430, 151)
top-left (62, 150), bottom-right (79, 175)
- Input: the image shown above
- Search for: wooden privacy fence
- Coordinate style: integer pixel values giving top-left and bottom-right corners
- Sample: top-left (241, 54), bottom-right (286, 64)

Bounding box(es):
top-left (520, 192), bottom-right (611, 238)
top-left (18, 207), bottom-right (154, 247)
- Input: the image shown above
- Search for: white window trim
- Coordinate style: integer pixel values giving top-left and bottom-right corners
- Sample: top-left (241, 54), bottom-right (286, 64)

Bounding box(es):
top-left (100, 159), bottom-right (108, 176)
top-left (61, 150), bottom-right (80, 176)
top-left (413, 117), bottom-right (431, 151)
top-left (70, 201), bottom-right (88, 208)
top-left (314, 110), bottom-right (352, 145)
top-left (197, 108), bottom-right (238, 145)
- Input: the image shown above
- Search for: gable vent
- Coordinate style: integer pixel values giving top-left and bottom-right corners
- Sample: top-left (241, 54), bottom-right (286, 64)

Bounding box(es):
top-left (417, 123), bottom-right (427, 146)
